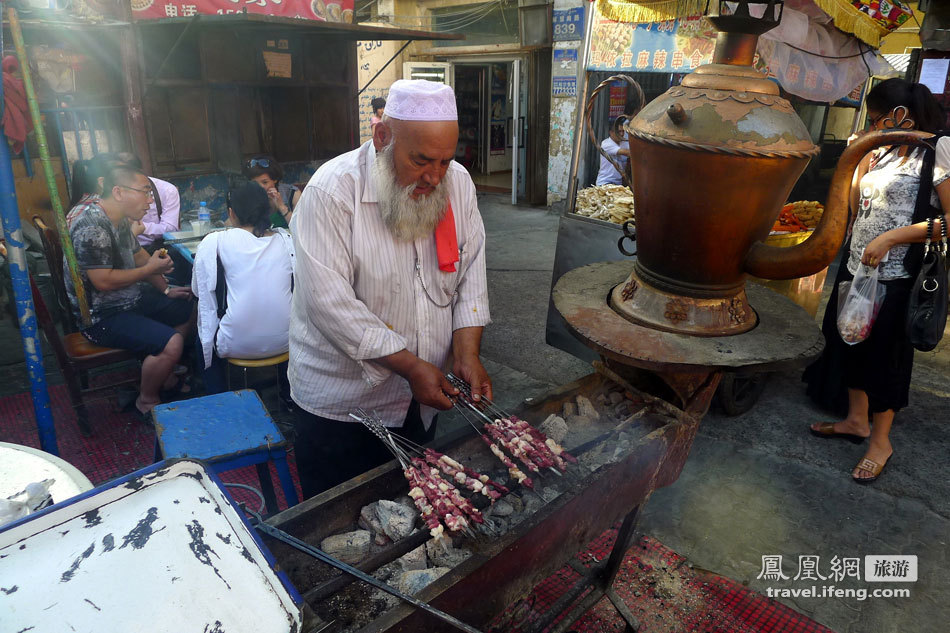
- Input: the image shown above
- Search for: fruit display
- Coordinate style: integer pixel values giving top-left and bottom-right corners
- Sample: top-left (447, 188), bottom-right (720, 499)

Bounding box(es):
top-left (574, 185), bottom-right (635, 225)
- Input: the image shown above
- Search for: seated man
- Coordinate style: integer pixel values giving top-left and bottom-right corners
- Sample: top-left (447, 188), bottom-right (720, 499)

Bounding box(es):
top-left (116, 152), bottom-right (181, 253)
top-left (66, 163), bottom-right (195, 418)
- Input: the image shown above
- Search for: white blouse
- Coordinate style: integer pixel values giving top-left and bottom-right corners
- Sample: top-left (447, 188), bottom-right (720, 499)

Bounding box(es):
top-left (191, 227), bottom-right (295, 368)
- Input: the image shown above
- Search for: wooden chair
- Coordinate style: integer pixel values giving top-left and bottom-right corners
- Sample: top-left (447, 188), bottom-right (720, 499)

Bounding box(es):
top-left (30, 216), bottom-right (138, 436)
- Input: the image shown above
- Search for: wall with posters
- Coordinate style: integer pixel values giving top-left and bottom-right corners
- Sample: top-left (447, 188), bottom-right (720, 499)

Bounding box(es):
top-left (547, 0), bottom-right (584, 206)
top-left (131, 0), bottom-right (354, 21)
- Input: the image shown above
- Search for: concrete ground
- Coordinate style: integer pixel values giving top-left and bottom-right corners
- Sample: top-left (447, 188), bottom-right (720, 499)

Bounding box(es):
top-left (1, 193), bottom-right (947, 632)
top-left (467, 193), bottom-right (949, 633)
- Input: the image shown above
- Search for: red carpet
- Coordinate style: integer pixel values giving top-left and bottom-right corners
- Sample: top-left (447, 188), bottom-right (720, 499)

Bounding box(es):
top-left (0, 376), bottom-right (301, 512)
top-left (2, 383), bottom-right (831, 632)
top-left (489, 529), bottom-right (835, 633)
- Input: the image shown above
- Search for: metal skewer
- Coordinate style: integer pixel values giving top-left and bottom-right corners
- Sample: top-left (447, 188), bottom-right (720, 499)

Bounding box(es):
top-left (242, 507), bottom-right (485, 633)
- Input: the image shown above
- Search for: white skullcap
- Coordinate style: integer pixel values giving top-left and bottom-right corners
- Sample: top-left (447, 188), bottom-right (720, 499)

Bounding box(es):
top-left (384, 79), bottom-right (458, 122)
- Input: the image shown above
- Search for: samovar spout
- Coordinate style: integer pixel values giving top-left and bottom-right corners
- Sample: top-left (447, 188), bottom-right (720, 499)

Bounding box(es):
top-left (744, 130), bottom-right (934, 280)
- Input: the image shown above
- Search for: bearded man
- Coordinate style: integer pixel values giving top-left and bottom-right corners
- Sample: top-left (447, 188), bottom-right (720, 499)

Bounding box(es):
top-left (288, 80), bottom-right (492, 498)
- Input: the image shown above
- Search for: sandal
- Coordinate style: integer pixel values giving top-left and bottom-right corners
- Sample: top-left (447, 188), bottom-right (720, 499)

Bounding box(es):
top-left (160, 374), bottom-right (193, 402)
top-left (809, 422), bottom-right (867, 444)
top-left (852, 456), bottom-right (889, 484)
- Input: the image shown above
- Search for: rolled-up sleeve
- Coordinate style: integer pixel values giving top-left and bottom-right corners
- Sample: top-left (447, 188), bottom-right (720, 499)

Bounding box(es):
top-left (452, 181), bottom-right (491, 331)
top-left (292, 185), bottom-right (407, 383)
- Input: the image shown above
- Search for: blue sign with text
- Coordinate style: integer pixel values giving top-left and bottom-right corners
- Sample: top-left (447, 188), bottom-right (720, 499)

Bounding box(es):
top-left (553, 6), bottom-right (584, 41)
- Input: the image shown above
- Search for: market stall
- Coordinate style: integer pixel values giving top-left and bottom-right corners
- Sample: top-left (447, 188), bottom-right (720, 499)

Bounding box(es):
top-left (545, 0), bottom-right (912, 412)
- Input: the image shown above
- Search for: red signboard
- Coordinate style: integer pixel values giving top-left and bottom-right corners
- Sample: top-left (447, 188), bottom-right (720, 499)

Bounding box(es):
top-left (131, 0), bottom-right (355, 22)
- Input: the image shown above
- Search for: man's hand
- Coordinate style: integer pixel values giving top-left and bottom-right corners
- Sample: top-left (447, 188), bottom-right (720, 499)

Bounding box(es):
top-left (406, 359), bottom-right (458, 410)
top-left (165, 286), bottom-right (193, 300)
top-left (145, 249), bottom-right (174, 275)
top-left (131, 220), bottom-right (146, 237)
top-left (453, 354), bottom-right (492, 402)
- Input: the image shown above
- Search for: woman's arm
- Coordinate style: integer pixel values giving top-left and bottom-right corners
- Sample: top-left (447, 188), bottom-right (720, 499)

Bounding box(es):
top-left (861, 179), bottom-right (950, 265)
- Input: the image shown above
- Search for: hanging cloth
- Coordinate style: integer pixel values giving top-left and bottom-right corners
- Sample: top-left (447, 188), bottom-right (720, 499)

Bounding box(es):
top-left (434, 201), bottom-right (459, 273)
top-left (2, 56), bottom-right (33, 154)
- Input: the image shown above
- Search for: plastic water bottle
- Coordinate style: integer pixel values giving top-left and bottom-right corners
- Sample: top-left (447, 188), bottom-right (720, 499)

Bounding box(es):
top-left (193, 201), bottom-right (211, 236)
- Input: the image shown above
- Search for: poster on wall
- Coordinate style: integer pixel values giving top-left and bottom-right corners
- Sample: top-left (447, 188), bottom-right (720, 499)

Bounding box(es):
top-left (589, 16), bottom-right (717, 72)
top-left (490, 123), bottom-right (506, 156)
top-left (131, 0), bottom-right (355, 22)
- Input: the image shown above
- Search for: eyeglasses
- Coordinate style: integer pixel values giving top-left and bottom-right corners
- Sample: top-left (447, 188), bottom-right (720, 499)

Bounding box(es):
top-left (119, 185), bottom-right (155, 199)
top-left (246, 158), bottom-right (271, 169)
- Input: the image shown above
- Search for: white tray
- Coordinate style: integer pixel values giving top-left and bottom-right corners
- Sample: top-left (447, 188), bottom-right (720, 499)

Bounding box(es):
top-left (0, 460), bottom-right (302, 633)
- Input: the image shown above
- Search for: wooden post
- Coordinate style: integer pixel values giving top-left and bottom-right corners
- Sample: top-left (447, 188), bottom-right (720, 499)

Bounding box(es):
top-left (118, 3), bottom-right (153, 173)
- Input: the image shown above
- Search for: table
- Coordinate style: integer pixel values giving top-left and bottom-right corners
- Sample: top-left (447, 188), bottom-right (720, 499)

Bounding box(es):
top-left (0, 441), bottom-right (93, 505)
top-left (162, 229), bottom-right (200, 264)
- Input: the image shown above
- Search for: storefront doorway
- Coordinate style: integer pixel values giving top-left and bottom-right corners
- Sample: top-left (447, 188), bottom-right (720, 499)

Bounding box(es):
top-left (453, 62), bottom-right (516, 193)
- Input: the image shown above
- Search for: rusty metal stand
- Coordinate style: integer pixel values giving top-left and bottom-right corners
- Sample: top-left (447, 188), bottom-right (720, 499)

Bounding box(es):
top-left (514, 505), bottom-right (642, 633)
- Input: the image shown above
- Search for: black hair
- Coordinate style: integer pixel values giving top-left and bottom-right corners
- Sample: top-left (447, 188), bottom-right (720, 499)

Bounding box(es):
top-left (69, 152), bottom-right (120, 207)
top-left (610, 115), bottom-right (627, 136)
top-left (243, 155), bottom-right (283, 183)
top-left (865, 78), bottom-right (945, 133)
top-left (101, 164), bottom-right (146, 200)
top-left (371, 97), bottom-right (386, 112)
top-left (228, 182), bottom-right (272, 237)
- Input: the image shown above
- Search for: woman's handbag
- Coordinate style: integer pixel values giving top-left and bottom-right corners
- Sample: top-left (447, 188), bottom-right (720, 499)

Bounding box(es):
top-left (906, 217), bottom-right (949, 351)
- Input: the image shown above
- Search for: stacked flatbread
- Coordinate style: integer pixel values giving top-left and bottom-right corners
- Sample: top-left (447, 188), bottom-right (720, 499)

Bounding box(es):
top-left (574, 185), bottom-right (635, 225)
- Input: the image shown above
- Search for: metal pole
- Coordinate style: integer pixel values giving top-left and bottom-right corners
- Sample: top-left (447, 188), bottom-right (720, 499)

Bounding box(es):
top-left (511, 58), bottom-right (520, 204)
top-left (565, 0), bottom-right (597, 214)
top-left (8, 6), bottom-right (91, 326)
top-left (0, 136), bottom-right (59, 456)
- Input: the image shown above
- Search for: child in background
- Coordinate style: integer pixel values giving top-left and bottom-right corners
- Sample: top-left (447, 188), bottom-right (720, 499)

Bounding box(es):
top-left (370, 97), bottom-right (386, 133)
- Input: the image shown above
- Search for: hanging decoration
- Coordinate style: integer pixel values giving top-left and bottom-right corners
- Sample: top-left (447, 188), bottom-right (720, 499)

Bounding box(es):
top-left (809, 0), bottom-right (914, 47)
top-left (596, 0), bottom-right (707, 23)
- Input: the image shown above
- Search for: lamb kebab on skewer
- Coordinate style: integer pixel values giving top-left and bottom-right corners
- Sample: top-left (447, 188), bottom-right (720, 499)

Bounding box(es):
top-left (447, 373), bottom-right (577, 475)
top-left (452, 400), bottom-right (535, 489)
top-left (351, 410), bottom-right (505, 540)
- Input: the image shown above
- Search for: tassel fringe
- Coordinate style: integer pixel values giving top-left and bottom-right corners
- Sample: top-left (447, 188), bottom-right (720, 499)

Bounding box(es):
top-left (810, 0), bottom-right (892, 47)
top-left (596, 0), bottom-right (707, 23)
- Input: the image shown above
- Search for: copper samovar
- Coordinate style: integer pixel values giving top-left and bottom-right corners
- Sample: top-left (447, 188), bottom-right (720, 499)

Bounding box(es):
top-left (610, 0), bottom-right (918, 336)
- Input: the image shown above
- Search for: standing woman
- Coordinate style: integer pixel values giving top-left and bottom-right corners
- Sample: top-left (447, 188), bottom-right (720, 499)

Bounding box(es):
top-left (808, 78), bottom-right (950, 483)
top-left (244, 155), bottom-right (301, 228)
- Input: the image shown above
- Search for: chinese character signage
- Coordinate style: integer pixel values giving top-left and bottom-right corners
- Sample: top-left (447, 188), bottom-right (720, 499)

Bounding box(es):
top-left (588, 15), bottom-right (716, 72)
top-left (553, 6), bottom-right (585, 41)
top-left (553, 77), bottom-right (577, 97)
top-left (131, 0), bottom-right (355, 22)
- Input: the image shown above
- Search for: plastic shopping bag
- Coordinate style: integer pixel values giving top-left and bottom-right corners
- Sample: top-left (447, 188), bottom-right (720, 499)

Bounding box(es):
top-left (837, 264), bottom-right (886, 345)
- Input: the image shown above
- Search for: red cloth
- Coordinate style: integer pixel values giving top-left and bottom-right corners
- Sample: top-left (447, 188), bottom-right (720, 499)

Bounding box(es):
top-left (435, 201), bottom-right (459, 273)
top-left (2, 56), bottom-right (33, 154)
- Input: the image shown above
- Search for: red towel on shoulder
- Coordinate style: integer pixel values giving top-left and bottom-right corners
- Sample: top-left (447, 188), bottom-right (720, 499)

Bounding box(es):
top-left (435, 201), bottom-right (459, 273)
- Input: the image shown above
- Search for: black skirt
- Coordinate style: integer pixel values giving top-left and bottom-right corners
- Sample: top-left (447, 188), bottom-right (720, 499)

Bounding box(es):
top-left (804, 264), bottom-right (915, 415)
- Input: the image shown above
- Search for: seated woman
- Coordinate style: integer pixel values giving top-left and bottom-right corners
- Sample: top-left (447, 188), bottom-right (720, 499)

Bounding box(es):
top-left (596, 116), bottom-right (631, 186)
top-left (191, 183), bottom-right (295, 398)
top-left (244, 155), bottom-right (301, 228)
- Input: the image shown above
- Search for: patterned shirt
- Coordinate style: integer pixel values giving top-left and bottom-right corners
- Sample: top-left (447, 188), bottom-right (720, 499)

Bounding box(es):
top-left (849, 137), bottom-right (950, 280)
top-left (288, 140), bottom-right (491, 428)
top-left (65, 193), bottom-right (100, 229)
top-left (65, 202), bottom-right (143, 326)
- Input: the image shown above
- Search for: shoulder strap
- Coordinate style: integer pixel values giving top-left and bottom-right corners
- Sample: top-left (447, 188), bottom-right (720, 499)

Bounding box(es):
top-left (904, 133), bottom-right (946, 272)
top-left (149, 177), bottom-right (163, 220)
top-left (215, 253), bottom-right (228, 319)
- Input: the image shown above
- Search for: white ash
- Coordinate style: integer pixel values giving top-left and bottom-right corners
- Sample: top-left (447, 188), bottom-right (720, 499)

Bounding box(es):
top-left (359, 503), bottom-right (384, 535)
top-left (566, 414), bottom-right (593, 429)
top-left (576, 395), bottom-right (600, 421)
top-left (539, 414), bottom-right (568, 443)
top-left (320, 530), bottom-right (372, 565)
top-left (394, 567), bottom-right (451, 595)
top-left (489, 499), bottom-right (514, 517)
top-left (376, 499), bottom-right (417, 541)
top-left (426, 537), bottom-right (472, 568)
top-left (396, 543), bottom-right (428, 571)
top-left (562, 402), bottom-right (576, 417)
top-left (541, 487), bottom-right (559, 502)
top-left (609, 391), bottom-right (625, 405)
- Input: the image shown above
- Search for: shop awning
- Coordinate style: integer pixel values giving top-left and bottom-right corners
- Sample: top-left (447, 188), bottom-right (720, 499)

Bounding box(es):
top-left (133, 13), bottom-right (463, 42)
top-left (596, 0), bottom-right (914, 48)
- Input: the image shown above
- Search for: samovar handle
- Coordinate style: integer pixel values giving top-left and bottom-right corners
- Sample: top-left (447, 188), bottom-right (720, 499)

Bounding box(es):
top-left (744, 129), bottom-right (935, 280)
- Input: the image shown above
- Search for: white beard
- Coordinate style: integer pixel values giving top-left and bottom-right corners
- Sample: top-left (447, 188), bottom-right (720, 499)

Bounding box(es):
top-left (373, 143), bottom-right (449, 242)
